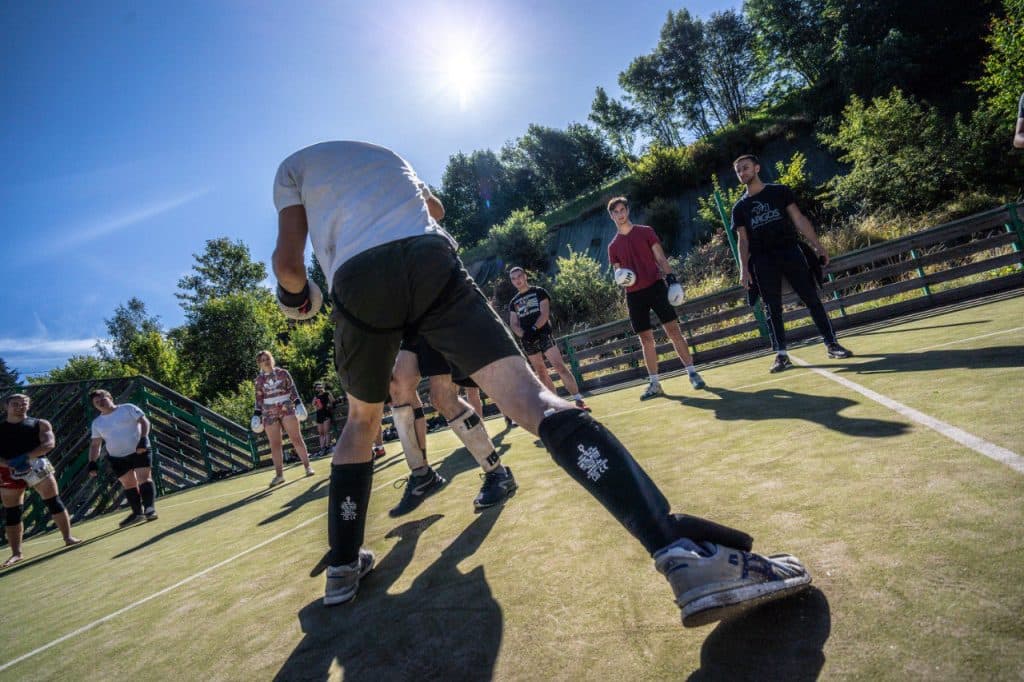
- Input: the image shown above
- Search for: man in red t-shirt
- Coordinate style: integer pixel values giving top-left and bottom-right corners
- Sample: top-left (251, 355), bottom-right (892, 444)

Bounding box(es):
top-left (607, 196), bottom-right (706, 399)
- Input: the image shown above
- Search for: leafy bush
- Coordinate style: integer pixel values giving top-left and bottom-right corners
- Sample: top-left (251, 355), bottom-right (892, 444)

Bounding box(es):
top-left (550, 248), bottom-right (625, 331)
top-left (460, 209), bottom-right (552, 274)
top-left (627, 145), bottom-right (700, 203)
top-left (820, 89), bottom-right (955, 213)
top-left (208, 380), bottom-right (256, 426)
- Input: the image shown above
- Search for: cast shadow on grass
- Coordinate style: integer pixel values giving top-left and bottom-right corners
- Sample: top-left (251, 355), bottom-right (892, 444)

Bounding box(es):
top-left (259, 479), bottom-right (329, 526)
top-left (0, 525), bottom-right (122, 577)
top-left (853, 318), bottom-right (989, 336)
top-left (276, 508), bottom-right (504, 681)
top-left (816, 345), bottom-right (1024, 375)
top-left (688, 587), bottom-right (831, 681)
top-left (112, 488), bottom-right (274, 559)
top-left (667, 387), bottom-right (910, 438)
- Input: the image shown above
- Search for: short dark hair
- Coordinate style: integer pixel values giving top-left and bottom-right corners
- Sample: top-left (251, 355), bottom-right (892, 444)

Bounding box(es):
top-left (607, 196), bottom-right (629, 212)
top-left (508, 266), bottom-right (525, 277)
top-left (89, 389), bottom-right (113, 401)
top-left (733, 154), bottom-right (760, 167)
top-left (4, 393), bottom-right (30, 406)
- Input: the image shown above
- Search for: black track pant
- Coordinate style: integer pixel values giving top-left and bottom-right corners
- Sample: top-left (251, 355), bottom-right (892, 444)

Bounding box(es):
top-left (750, 245), bottom-right (836, 352)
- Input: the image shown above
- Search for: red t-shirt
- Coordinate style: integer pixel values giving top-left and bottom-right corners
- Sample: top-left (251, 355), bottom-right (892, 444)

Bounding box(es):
top-left (607, 224), bottom-right (663, 293)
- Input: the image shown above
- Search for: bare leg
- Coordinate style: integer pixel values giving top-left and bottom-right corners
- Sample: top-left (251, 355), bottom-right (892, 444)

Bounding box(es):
top-left (282, 415), bottom-right (312, 467)
top-left (265, 421), bottom-right (285, 476)
top-left (1, 487), bottom-right (24, 565)
top-left (638, 330), bottom-right (659, 376)
top-left (662, 320), bottom-right (695, 365)
top-left (464, 387), bottom-right (484, 418)
top-left (34, 476), bottom-right (78, 543)
top-left (333, 397), bottom-right (383, 465)
top-left (527, 353), bottom-right (558, 393)
top-left (544, 345), bottom-right (580, 396)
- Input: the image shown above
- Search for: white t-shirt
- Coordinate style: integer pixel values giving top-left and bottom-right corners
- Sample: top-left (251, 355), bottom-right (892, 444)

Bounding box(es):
top-left (91, 403), bottom-right (145, 458)
top-left (273, 141), bottom-right (456, 290)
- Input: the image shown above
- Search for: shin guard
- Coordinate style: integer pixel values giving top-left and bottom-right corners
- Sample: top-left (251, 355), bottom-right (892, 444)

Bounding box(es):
top-left (392, 405), bottom-right (428, 471)
top-left (449, 408), bottom-right (500, 473)
top-left (139, 480), bottom-right (156, 508)
top-left (124, 487), bottom-right (143, 515)
top-left (328, 462), bottom-right (374, 566)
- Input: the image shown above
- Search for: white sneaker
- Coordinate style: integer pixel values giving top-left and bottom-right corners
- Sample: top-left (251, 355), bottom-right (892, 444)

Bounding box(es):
top-left (324, 549), bottom-right (376, 606)
top-left (640, 382), bottom-right (663, 401)
top-left (654, 540), bottom-right (811, 627)
top-left (268, 474), bottom-right (285, 487)
top-left (305, 466), bottom-right (315, 477)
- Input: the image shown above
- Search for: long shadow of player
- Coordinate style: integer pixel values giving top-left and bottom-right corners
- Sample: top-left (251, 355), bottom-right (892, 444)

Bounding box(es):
top-left (112, 488), bottom-right (274, 558)
top-left (258, 479), bottom-right (330, 526)
top-left (688, 587), bottom-right (831, 681)
top-left (854, 318), bottom-right (989, 337)
top-left (666, 386), bottom-right (909, 438)
top-left (808, 345), bottom-right (1024, 375)
top-left (275, 508), bottom-right (505, 681)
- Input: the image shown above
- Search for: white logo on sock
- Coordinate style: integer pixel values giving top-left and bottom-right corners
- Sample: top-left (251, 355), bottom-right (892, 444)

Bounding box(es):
top-left (576, 444), bottom-right (608, 481)
top-left (340, 496), bottom-right (358, 521)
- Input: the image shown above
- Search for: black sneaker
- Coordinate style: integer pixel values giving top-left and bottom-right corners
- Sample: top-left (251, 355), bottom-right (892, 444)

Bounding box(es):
top-left (388, 468), bottom-right (448, 517)
top-left (826, 343), bottom-right (853, 359)
top-left (504, 416), bottom-right (517, 429)
top-left (474, 467), bottom-right (518, 510)
top-left (769, 354), bottom-right (792, 373)
top-left (119, 512), bottom-right (144, 527)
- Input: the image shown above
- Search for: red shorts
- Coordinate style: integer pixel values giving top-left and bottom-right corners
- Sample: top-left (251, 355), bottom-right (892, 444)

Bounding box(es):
top-left (0, 466), bottom-right (28, 490)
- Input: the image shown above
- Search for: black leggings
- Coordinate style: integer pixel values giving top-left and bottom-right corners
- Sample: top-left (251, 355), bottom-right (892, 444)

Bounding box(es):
top-left (750, 246), bottom-right (836, 352)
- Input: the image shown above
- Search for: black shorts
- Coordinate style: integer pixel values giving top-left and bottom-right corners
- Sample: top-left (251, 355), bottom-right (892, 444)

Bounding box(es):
top-left (399, 335), bottom-right (477, 388)
top-left (626, 280), bottom-right (676, 333)
top-left (521, 329), bottom-right (555, 356)
top-left (315, 411), bottom-right (332, 424)
top-left (108, 451), bottom-right (153, 478)
top-left (331, 235), bottom-right (521, 403)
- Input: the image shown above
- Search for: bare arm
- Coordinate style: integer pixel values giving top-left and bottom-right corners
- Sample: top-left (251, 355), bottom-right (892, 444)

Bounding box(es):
top-left (787, 203), bottom-right (828, 266)
top-left (421, 185), bottom-right (445, 221)
top-left (650, 243), bottom-right (674, 277)
top-left (1015, 116), bottom-right (1024, 150)
top-left (534, 299), bottom-right (551, 329)
top-left (273, 205), bottom-right (310, 293)
top-left (737, 226), bottom-right (752, 289)
top-left (28, 419), bottom-right (55, 458)
top-left (89, 438), bottom-right (103, 462)
top-left (508, 310), bottom-right (523, 337)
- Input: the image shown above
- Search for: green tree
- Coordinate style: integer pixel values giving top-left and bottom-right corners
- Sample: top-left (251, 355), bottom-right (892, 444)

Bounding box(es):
top-left (125, 330), bottom-right (192, 395)
top-left (974, 0), bottom-right (1024, 115)
top-left (275, 313), bottom-right (333, 401)
top-left (588, 86), bottom-right (643, 159)
top-left (176, 238), bottom-right (268, 314)
top-left (177, 291), bottom-right (286, 404)
top-left (550, 248), bottom-right (624, 331)
top-left (489, 210), bottom-right (551, 273)
top-left (744, 0), bottom-right (830, 88)
top-left (100, 297), bottom-right (161, 363)
top-left (0, 357), bottom-right (20, 391)
top-left (645, 198), bottom-right (682, 255)
top-left (438, 150), bottom-right (516, 247)
top-left (208, 380), bottom-right (257, 427)
top-left (820, 89), bottom-right (955, 213)
top-left (29, 355), bottom-right (130, 384)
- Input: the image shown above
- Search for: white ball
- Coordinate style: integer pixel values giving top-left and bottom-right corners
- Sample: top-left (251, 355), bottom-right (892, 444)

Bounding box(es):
top-left (614, 268), bottom-right (636, 287)
top-left (667, 282), bottom-right (685, 306)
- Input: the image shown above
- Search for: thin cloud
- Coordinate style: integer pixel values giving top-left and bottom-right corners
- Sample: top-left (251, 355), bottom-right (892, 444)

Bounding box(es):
top-left (57, 187), bottom-right (212, 250)
top-left (0, 337), bottom-right (100, 355)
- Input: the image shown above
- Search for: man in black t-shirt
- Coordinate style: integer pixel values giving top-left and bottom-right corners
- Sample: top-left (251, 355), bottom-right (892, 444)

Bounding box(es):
top-left (1014, 92), bottom-right (1024, 149)
top-left (507, 267), bottom-right (589, 411)
top-left (731, 154), bottom-right (852, 372)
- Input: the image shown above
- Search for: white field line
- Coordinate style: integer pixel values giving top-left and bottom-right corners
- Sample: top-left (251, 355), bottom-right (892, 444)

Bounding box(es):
top-left (908, 326), bottom-right (1024, 354)
top-left (2, 471), bottom-right (423, 670)
top-left (789, 354), bottom-right (1024, 474)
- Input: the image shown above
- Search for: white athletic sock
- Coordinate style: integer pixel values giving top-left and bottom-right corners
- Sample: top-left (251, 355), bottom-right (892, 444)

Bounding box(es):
top-left (449, 408), bottom-right (501, 473)
top-left (571, 393), bottom-right (583, 401)
top-left (391, 404), bottom-right (427, 471)
top-left (685, 365), bottom-right (696, 375)
top-left (777, 349), bottom-right (789, 356)
top-left (648, 374), bottom-right (660, 385)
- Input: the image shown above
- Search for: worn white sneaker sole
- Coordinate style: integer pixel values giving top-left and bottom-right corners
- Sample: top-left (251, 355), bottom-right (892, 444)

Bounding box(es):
top-left (680, 553), bottom-right (811, 627)
top-left (323, 550), bottom-right (376, 606)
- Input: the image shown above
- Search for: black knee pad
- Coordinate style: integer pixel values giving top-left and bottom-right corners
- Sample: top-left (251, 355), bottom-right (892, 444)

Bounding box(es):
top-left (43, 495), bottom-right (66, 515)
top-left (4, 505), bottom-right (23, 526)
top-left (413, 407), bottom-right (425, 419)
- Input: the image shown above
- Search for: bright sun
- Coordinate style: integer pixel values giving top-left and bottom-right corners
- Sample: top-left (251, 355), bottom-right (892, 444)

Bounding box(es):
top-left (440, 47), bottom-right (485, 110)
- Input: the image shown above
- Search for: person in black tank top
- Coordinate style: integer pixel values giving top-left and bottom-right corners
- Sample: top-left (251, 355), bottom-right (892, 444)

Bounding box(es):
top-left (1, 393), bottom-right (81, 568)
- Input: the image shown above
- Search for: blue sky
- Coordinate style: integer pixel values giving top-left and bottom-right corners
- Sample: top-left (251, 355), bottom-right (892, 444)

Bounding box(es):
top-left (1, 0), bottom-right (739, 379)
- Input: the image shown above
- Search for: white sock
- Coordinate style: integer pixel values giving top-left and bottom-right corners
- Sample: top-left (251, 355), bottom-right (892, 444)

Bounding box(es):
top-left (777, 350), bottom-right (789, 357)
top-left (685, 365), bottom-right (696, 375)
top-left (571, 393), bottom-right (583, 401)
top-left (648, 374), bottom-right (660, 385)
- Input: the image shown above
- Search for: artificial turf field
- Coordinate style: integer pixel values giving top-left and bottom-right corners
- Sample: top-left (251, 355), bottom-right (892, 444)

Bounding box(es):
top-left (3, 292), bottom-right (1023, 681)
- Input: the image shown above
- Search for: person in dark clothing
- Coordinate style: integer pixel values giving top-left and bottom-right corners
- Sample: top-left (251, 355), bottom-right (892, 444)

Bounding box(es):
top-left (731, 154), bottom-right (852, 372)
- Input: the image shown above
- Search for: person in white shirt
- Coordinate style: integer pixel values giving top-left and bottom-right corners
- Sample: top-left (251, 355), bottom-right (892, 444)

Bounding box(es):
top-left (272, 141), bottom-right (810, 626)
top-left (87, 389), bottom-right (158, 527)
